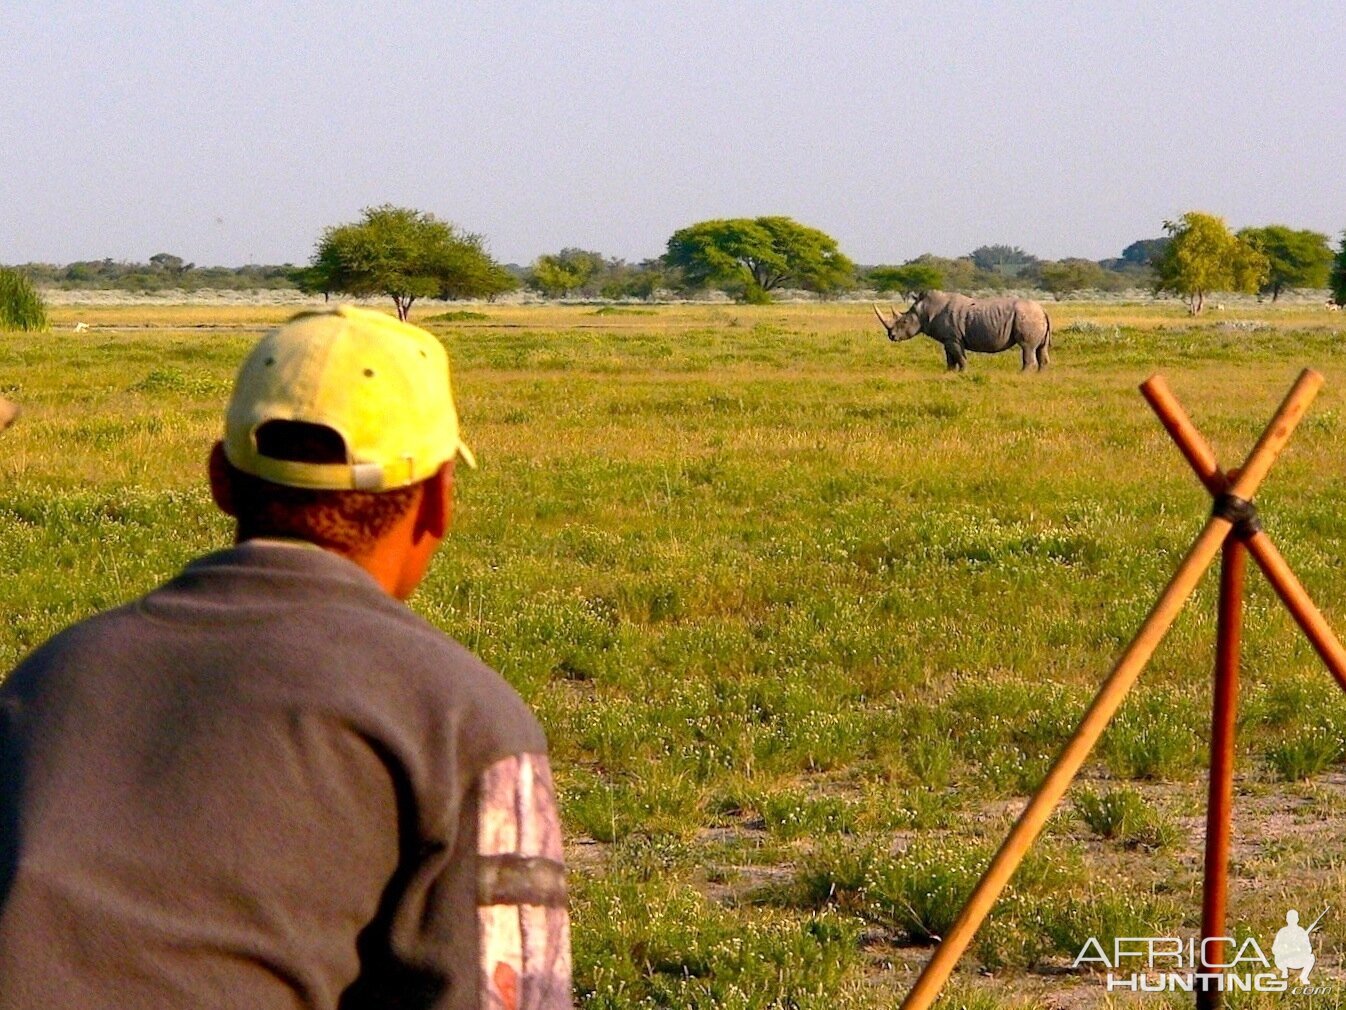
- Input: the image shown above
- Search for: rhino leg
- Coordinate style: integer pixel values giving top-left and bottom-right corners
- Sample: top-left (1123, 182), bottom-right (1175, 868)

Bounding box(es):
top-left (1035, 339), bottom-right (1050, 370)
top-left (1020, 343), bottom-right (1035, 372)
top-left (943, 342), bottom-right (966, 372)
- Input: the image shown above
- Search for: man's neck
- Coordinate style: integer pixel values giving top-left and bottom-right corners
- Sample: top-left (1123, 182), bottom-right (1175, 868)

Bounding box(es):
top-left (241, 536), bottom-right (325, 551)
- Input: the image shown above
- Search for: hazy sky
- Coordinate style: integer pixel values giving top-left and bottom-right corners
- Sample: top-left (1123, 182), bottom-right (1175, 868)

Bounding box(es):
top-left (3, 1), bottom-right (1343, 268)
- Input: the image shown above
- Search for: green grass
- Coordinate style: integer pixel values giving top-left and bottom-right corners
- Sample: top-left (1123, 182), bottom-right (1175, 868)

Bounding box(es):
top-left (6, 300), bottom-right (1346, 1006)
top-left (1073, 786), bottom-right (1181, 849)
top-left (0, 267), bottom-right (48, 330)
top-left (1266, 724), bottom-right (1344, 781)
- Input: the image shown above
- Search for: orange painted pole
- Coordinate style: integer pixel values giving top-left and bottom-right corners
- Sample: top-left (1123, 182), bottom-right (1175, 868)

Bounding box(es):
top-left (1246, 537), bottom-right (1346, 693)
top-left (1141, 373), bottom-right (1346, 692)
top-left (899, 370), bottom-right (1322, 1010)
top-left (1139, 375), bottom-right (1228, 496)
top-left (1198, 538), bottom-right (1244, 1010)
top-left (1221, 371), bottom-right (1322, 501)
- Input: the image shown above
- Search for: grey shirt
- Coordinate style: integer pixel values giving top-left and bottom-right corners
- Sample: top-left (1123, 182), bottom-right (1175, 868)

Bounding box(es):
top-left (0, 542), bottom-right (571, 1009)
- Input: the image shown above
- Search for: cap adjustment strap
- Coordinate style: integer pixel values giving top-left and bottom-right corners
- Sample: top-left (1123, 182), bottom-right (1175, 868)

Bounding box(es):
top-left (351, 463), bottom-right (384, 491)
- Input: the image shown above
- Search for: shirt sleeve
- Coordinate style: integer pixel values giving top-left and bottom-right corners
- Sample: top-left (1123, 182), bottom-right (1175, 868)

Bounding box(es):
top-left (345, 751), bottom-right (572, 1010)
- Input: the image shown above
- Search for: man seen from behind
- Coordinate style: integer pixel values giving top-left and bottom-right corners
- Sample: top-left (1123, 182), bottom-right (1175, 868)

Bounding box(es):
top-left (0, 306), bottom-right (572, 1009)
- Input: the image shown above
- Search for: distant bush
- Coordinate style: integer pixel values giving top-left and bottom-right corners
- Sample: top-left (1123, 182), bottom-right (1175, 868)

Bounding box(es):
top-left (0, 268), bottom-right (48, 331)
top-left (589, 306), bottom-right (657, 316)
top-left (18, 259), bottom-right (303, 292)
top-left (425, 310), bottom-right (489, 322)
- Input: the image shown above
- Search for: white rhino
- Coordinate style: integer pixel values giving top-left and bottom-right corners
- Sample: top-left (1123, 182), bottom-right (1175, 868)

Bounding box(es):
top-left (874, 290), bottom-right (1053, 372)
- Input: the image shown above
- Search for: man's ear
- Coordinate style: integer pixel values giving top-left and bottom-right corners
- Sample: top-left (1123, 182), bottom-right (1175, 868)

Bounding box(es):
top-left (208, 442), bottom-right (237, 518)
top-left (415, 461), bottom-right (455, 540)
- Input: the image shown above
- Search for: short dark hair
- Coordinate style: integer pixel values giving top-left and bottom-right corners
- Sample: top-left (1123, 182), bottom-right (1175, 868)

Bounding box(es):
top-left (227, 420), bottom-right (421, 557)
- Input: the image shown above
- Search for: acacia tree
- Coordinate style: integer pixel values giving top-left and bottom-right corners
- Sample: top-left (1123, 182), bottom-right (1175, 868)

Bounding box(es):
top-left (904, 254), bottom-right (979, 291)
top-left (664, 216), bottom-right (853, 302)
top-left (434, 234), bottom-right (518, 302)
top-left (1038, 258), bottom-right (1107, 299)
top-left (969, 244), bottom-right (1037, 276)
top-left (528, 248), bottom-right (605, 298)
top-left (1236, 226), bottom-right (1333, 301)
top-left (1331, 233), bottom-right (1346, 307)
top-left (1119, 238), bottom-right (1170, 267)
top-left (149, 253), bottom-right (192, 278)
top-left (310, 205), bottom-right (511, 320)
top-left (599, 259), bottom-right (667, 300)
top-left (867, 262), bottom-right (944, 300)
top-left (1152, 212), bottom-right (1268, 314)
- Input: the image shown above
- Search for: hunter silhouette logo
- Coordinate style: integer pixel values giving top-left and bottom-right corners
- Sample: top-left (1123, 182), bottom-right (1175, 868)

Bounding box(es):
top-left (1272, 908), bottom-right (1326, 985)
top-left (1074, 906), bottom-right (1332, 996)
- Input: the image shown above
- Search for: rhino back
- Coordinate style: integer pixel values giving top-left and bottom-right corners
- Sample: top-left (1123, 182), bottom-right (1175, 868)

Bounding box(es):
top-left (913, 290), bottom-right (954, 328)
top-left (921, 291), bottom-right (969, 340)
top-left (952, 298), bottom-right (1017, 351)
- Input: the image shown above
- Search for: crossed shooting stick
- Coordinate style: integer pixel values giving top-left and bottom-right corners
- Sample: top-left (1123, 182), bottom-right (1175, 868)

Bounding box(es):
top-left (902, 369), bottom-right (1346, 1010)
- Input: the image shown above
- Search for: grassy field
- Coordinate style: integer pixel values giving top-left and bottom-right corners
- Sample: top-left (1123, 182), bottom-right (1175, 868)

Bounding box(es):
top-left (5, 299), bottom-right (1346, 1007)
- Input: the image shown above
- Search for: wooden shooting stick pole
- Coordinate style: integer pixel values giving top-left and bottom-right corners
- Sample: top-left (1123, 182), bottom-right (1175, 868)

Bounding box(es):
top-left (1143, 375), bottom-right (1247, 1007)
top-left (899, 369), bottom-right (1323, 1010)
top-left (1198, 535), bottom-right (1244, 1009)
top-left (1140, 373), bottom-right (1346, 1008)
top-left (1140, 376), bottom-right (1346, 692)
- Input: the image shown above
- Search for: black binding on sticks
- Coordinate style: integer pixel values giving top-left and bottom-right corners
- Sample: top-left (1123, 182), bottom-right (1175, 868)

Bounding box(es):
top-left (1211, 492), bottom-right (1261, 540)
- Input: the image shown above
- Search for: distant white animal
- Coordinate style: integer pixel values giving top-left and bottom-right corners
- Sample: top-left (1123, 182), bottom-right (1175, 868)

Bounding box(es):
top-left (1327, 302), bottom-right (1342, 312)
top-left (73, 322), bottom-right (89, 332)
top-left (1213, 304), bottom-right (1225, 311)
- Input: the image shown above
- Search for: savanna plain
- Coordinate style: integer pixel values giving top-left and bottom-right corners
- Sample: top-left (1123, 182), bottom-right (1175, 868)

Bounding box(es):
top-left (6, 300), bottom-right (1346, 1009)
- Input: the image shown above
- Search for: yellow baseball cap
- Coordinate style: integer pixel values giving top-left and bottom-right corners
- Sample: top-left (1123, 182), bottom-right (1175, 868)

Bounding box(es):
top-left (224, 305), bottom-right (476, 491)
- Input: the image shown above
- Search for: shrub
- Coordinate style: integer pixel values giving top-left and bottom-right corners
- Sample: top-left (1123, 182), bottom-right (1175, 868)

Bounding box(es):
top-left (905, 735), bottom-right (956, 789)
top-left (1040, 891), bottom-right (1181, 959)
top-left (741, 281), bottom-right (772, 305)
top-left (0, 268), bottom-right (48, 331)
top-left (1073, 786), bottom-right (1180, 849)
top-left (794, 844), bottom-right (877, 914)
top-left (1266, 723), bottom-right (1343, 781)
top-left (1102, 693), bottom-right (1201, 779)
top-left (863, 840), bottom-right (990, 943)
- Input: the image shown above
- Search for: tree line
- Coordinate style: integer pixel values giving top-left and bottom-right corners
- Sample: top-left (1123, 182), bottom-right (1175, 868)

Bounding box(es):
top-left (16, 255), bottom-right (299, 293)
top-left (6, 205), bottom-right (1346, 325)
